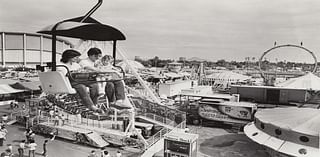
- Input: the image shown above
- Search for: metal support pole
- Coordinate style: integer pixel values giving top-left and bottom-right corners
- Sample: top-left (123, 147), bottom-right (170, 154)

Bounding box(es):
top-left (52, 34), bottom-right (57, 71)
top-left (112, 40), bottom-right (117, 66)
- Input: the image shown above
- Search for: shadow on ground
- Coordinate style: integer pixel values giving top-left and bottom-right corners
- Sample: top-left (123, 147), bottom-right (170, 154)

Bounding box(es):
top-left (200, 134), bottom-right (270, 157)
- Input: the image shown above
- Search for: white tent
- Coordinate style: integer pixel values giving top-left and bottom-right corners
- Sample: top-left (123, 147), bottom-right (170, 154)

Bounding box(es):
top-left (206, 70), bottom-right (251, 83)
top-left (117, 60), bottom-right (145, 73)
top-left (276, 72), bottom-right (320, 90)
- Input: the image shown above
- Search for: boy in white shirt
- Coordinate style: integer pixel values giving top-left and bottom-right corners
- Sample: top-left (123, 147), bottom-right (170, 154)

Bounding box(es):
top-left (79, 47), bottom-right (102, 72)
top-left (28, 140), bottom-right (37, 157)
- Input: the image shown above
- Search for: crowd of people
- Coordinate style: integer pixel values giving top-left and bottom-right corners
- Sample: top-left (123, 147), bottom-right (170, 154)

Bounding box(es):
top-left (0, 125), bottom-right (124, 157)
top-left (0, 127), bottom-right (43, 157)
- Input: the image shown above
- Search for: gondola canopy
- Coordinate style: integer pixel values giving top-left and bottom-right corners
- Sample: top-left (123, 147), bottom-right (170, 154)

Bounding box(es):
top-left (37, 16), bottom-right (126, 41)
top-left (36, 0), bottom-right (126, 71)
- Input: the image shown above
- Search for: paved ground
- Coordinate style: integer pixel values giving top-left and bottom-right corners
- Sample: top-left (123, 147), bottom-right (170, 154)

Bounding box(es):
top-left (0, 104), bottom-right (141, 157)
top-left (189, 125), bottom-right (270, 157)
top-left (0, 103), bottom-right (271, 157)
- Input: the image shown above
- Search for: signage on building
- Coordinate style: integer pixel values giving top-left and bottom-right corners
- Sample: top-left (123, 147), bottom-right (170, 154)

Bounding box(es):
top-left (198, 104), bottom-right (252, 123)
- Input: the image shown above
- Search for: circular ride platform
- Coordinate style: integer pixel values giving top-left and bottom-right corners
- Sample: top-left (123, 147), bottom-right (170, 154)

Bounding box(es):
top-left (244, 107), bottom-right (320, 157)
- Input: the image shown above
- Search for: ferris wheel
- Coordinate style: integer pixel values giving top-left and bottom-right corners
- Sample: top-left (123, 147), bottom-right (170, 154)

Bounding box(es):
top-left (258, 44), bottom-right (318, 82)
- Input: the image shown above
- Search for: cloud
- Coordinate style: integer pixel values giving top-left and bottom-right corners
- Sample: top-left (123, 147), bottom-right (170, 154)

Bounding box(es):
top-left (1, 0), bottom-right (320, 62)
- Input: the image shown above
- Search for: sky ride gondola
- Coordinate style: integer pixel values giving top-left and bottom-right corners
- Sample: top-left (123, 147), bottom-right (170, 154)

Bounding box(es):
top-left (31, 0), bottom-right (151, 150)
top-left (37, 0), bottom-right (125, 71)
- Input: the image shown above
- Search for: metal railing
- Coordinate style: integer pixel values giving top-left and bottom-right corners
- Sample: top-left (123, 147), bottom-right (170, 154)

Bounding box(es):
top-left (38, 111), bottom-right (114, 130)
top-left (146, 127), bottom-right (171, 146)
top-left (137, 112), bottom-right (175, 127)
top-left (143, 120), bottom-right (186, 150)
top-left (125, 91), bottom-right (187, 150)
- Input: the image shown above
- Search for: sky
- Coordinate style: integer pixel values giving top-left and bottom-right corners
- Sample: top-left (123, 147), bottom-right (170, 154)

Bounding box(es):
top-left (1, 0), bottom-right (320, 63)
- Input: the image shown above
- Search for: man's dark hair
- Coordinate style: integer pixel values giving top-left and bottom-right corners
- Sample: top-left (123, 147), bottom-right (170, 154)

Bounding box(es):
top-left (87, 48), bottom-right (102, 56)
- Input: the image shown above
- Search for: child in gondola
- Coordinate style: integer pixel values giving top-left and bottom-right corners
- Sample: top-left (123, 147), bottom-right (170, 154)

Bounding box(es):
top-left (97, 54), bottom-right (132, 110)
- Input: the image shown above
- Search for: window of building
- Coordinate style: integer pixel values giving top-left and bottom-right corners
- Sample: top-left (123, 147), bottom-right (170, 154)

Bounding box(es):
top-left (5, 34), bottom-right (23, 50)
top-left (26, 35), bottom-right (40, 50)
top-left (43, 37), bottom-right (52, 51)
top-left (5, 50), bottom-right (23, 62)
top-left (26, 50), bottom-right (41, 62)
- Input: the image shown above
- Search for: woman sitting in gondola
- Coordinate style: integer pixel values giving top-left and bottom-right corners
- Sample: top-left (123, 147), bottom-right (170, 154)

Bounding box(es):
top-left (57, 49), bottom-right (102, 113)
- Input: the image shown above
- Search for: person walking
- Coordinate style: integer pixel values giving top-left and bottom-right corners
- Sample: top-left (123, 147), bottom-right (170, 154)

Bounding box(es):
top-left (60, 114), bottom-right (66, 126)
top-left (28, 140), bottom-right (37, 157)
top-left (6, 144), bottom-right (12, 154)
top-left (53, 111), bottom-right (60, 126)
top-left (42, 140), bottom-right (48, 157)
top-left (18, 140), bottom-right (25, 157)
top-left (0, 130), bottom-right (5, 146)
top-left (75, 109), bottom-right (82, 125)
top-left (24, 128), bottom-right (33, 144)
top-left (88, 150), bottom-right (97, 157)
top-left (0, 149), bottom-right (12, 157)
top-left (101, 150), bottom-right (110, 157)
top-left (116, 151), bottom-right (122, 157)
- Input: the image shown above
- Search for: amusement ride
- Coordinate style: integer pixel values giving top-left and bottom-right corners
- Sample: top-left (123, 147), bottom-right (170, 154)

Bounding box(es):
top-left (245, 44), bottom-right (320, 157)
top-left (10, 1), bottom-right (189, 156)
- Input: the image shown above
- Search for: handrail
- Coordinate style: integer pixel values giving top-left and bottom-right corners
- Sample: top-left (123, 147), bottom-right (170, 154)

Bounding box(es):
top-left (137, 112), bottom-right (175, 127)
top-left (143, 120), bottom-right (186, 150)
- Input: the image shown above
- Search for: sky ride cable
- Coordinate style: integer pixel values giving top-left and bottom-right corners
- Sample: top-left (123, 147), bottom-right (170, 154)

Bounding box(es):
top-left (115, 46), bottom-right (162, 104)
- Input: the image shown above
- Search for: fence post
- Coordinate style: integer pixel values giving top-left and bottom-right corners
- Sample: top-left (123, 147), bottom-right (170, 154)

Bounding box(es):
top-left (152, 134), bottom-right (155, 145)
top-left (10, 113), bottom-right (13, 121)
top-left (98, 116), bottom-right (100, 128)
top-left (86, 117), bottom-right (88, 126)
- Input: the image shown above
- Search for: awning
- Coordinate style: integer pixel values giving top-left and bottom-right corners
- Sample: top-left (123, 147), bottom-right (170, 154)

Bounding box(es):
top-left (0, 84), bottom-right (24, 94)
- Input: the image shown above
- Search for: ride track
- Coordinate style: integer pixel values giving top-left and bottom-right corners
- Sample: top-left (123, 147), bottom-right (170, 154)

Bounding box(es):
top-left (258, 44), bottom-right (318, 80)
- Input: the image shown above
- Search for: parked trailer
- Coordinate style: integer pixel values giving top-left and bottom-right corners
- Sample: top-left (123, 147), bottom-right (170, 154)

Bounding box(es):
top-left (230, 85), bottom-right (309, 104)
top-left (178, 93), bottom-right (256, 129)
